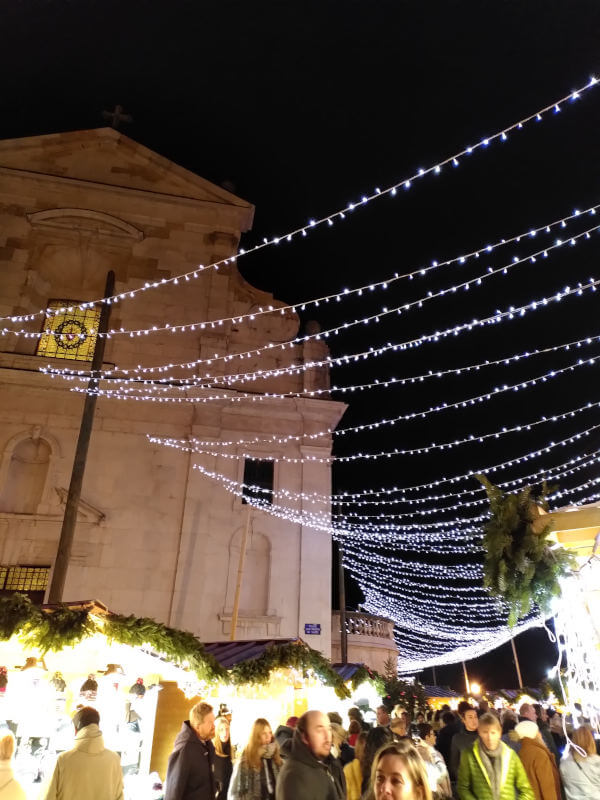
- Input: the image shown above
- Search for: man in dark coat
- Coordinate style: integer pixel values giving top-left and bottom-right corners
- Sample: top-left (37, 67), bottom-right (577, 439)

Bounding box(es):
top-left (436, 710), bottom-right (459, 772)
top-left (450, 706), bottom-right (479, 781)
top-left (165, 701), bottom-right (216, 800)
top-left (276, 710), bottom-right (346, 800)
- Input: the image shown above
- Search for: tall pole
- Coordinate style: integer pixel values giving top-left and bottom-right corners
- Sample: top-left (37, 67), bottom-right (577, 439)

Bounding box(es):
top-left (432, 665), bottom-right (437, 686)
top-left (462, 660), bottom-right (470, 695)
top-left (230, 504), bottom-right (252, 641)
top-left (510, 636), bottom-right (524, 688)
top-left (338, 542), bottom-right (348, 664)
top-left (48, 271), bottom-right (115, 603)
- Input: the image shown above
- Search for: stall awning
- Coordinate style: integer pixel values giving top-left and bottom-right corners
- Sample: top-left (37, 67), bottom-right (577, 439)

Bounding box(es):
top-left (202, 638), bottom-right (300, 668)
top-left (332, 663), bottom-right (366, 681)
top-left (423, 685), bottom-right (462, 698)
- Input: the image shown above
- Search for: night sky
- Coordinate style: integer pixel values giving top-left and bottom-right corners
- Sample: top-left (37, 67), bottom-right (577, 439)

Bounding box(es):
top-left (3, 0), bottom-right (600, 691)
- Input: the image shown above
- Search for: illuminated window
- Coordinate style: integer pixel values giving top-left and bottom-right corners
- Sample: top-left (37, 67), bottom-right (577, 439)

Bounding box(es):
top-left (0, 565), bottom-right (49, 603)
top-left (36, 299), bottom-right (101, 362)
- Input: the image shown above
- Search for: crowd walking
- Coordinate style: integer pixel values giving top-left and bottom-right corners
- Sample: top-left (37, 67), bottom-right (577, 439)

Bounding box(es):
top-left (10, 696), bottom-right (596, 800)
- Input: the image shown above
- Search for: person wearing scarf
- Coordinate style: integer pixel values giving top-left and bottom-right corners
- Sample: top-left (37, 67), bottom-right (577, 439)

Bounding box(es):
top-left (228, 718), bottom-right (282, 800)
top-left (457, 712), bottom-right (535, 800)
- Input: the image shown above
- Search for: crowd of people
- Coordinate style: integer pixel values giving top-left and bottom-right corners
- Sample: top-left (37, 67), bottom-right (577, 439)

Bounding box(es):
top-left (0, 697), bottom-right (597, 799)
top-left (162, 698), bottom-right (600, 800)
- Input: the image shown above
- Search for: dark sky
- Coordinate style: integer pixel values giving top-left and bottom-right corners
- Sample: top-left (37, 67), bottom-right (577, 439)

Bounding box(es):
top-left (3, 0), bottom-right (600, 691)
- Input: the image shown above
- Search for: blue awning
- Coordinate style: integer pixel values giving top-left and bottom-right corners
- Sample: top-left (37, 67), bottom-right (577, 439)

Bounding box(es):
top-left (202, 638), bottom-right (300, 668)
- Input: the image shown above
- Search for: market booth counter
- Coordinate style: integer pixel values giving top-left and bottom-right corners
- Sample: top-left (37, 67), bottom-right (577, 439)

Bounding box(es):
top-left (0, 596), bottom-right (356, 799)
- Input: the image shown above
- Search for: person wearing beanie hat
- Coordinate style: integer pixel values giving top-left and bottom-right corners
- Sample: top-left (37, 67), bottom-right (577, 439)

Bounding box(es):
top-left (515, 721), bottom-right (561, 800)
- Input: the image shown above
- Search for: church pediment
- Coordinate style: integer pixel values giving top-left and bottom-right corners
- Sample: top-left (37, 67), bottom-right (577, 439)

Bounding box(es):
top-left (0, 128), bottom-right (253, 223)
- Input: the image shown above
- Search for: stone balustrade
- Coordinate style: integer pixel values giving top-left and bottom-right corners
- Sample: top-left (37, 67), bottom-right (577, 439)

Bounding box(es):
top-left (332, 611), bottom-right (395, 640)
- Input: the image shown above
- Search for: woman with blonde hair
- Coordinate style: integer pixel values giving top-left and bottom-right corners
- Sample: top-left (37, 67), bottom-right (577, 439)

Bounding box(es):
top-left (365, 739), bottom-right (433, 800)
top-left (228, 718), bottom-right (281, 800)
top-left (0, 733), bottom-right (26, 799)
top-left (213, 715), bottom-right (233, 799)
top-left (344, 731), bottom-right (367, 800)
top-left (559, 724), bottom-right (600, 799)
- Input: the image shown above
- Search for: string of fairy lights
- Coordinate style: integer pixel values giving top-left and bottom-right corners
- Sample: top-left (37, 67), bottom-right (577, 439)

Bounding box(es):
top-left (43, 271), bottom-right (600, 391)
top-left (25, 69), bottom-right (600, 668)
top-left (4, 200), bottom-right (600, 343)
top-left (1, 73), bottom-right (596, 327)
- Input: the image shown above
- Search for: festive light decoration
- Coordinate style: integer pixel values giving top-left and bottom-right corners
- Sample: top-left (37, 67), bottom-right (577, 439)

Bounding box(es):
top-left (6, 203), bottom-right (599, 345)
top-left (37, 226), bottom-right (600, 379)
top-left (44, 267), bottom-right (600, 401)
top-left (1, 75), bottom-right (596, 326)
top-left (151, 396), bottom-right (600, 464)
top-left (553, 564), bottom-right (600, 731)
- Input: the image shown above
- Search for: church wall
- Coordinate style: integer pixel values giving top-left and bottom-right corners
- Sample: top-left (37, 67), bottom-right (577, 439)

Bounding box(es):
top-left (0, 130), bottom-right (345, 656)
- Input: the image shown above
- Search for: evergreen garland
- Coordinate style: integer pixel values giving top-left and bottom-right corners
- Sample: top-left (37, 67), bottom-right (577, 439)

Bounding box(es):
top-left (230, 642), bottom-right (350, 699)
top-left (477, 475), bottom-right (575, 626)
top-left (381, 656), bottom-right (427, 715)
top-left (349, 665), bottom-right (385, 695)
top-left (0, 595), bottom-right (349, 695)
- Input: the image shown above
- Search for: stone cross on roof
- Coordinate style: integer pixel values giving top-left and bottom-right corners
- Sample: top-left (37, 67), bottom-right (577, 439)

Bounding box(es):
top-left (101, 104), bottom-right (132, 129)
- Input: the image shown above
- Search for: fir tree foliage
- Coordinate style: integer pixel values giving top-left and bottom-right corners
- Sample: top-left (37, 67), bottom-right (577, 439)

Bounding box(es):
top-left (477, 475), bottom-right (575, 626)
top-left (381, 655), bottom-right (427, 716)
top-left (0, 595), bottom-right (350, 695)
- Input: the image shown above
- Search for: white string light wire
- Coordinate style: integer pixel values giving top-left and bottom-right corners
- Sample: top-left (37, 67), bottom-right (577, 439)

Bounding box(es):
top-left (2, 74), bottom-right (596, 326)
top-left (36, 219), bottom-right (600, 375)
top-left (45, 269), bottom-right (600, 391)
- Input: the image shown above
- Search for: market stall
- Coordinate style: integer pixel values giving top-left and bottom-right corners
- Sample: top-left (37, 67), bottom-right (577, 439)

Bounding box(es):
top-left (0, 595), bottom-right (352, 799)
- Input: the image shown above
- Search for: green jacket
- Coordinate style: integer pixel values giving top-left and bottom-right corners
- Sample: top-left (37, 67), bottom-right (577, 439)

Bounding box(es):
top-left (457, 739), bottom-right (534, 800)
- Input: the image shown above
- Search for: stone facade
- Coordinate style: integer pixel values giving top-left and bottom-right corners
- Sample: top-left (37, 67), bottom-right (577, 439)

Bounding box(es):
top-left (331, 611), bottom-right (398, 673)
top-left (0, 128), bottom-right (346, 656)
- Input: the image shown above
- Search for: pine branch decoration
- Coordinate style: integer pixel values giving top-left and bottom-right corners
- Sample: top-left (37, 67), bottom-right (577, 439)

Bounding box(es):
top-left (477, 475), bottom-right (575, 626)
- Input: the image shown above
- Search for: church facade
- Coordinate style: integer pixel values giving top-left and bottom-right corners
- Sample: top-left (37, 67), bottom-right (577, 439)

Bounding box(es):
top-left (0, 128), bottom-right (345, 656)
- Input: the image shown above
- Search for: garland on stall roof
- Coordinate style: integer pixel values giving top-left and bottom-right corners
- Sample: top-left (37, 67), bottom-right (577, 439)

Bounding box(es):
top-left (0, 595), bottom-right (350, 695)
top-left (348, 664), bottom-right (386, 695)
top-left (477, 476), bottom-right (576, 626)
top-left (230, 642), bottom-right (350, 699)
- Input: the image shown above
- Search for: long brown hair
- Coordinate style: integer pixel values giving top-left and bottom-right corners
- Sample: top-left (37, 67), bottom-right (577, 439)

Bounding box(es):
top-left (571, 725), bottom-right (597, 762)
top-left (242, 718), bottom-right (282, 771)
top-left (213, 715), bottom-right (231, 757)
top-left (368, 740), bottom-right (432, 800)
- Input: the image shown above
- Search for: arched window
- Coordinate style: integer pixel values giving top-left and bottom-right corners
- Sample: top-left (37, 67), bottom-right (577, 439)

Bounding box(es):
top-left (226, 528), bottom-right (271, 616)
top-left (0, 438), bottom-right (51, 513)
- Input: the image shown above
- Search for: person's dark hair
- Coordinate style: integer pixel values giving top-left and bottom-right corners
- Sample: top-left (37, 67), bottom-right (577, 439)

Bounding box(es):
top-left (72, 706), bottom-right (100, 731)
top-left (417, 723), bottom-right (432, 740)
top-left (361, 726), bottom-right (392, 794)
top-left (434, 710), bottom-right (442, 722)
top-left (328, 711), bottom-right (343, 725)
top-left (501, 714), bottom-right (517, 735)
top-left (348, 707), bottom-right (363, 721)
top-left (442, 711), bottom-right (456, 726)
top-left (348, 719), bottom-right (361, 735)
top-left (457, 701), bottom-right (473, 717)
top-left (546, 708), bottom-right (556, 719)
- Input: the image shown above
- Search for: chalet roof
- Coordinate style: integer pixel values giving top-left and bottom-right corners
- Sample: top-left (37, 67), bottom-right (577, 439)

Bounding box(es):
top-left (423, 684), bottom-right (462, 698)
top-left (202, 638), bottom-right (300, 668)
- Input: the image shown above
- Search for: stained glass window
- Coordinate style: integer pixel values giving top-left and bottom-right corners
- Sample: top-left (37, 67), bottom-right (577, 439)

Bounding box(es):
top-left (0, 565), bottom-right (49, 603)
top-left (36, 299), bottom-right (101, 362)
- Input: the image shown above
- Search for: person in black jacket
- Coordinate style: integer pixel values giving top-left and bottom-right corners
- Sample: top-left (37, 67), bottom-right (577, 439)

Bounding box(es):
top-left (449, 706), bottom-right (478, 781)
top-left (275, 710), bottom-right (345, 800)
top-left (165, 701), bottom-right (216, 800)
top-left (435, 711), bottom-right (458, 773)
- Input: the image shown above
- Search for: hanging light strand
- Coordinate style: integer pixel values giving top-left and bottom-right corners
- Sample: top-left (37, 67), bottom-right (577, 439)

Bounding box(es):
top-left (2, 75), bottom-right (597, 326)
